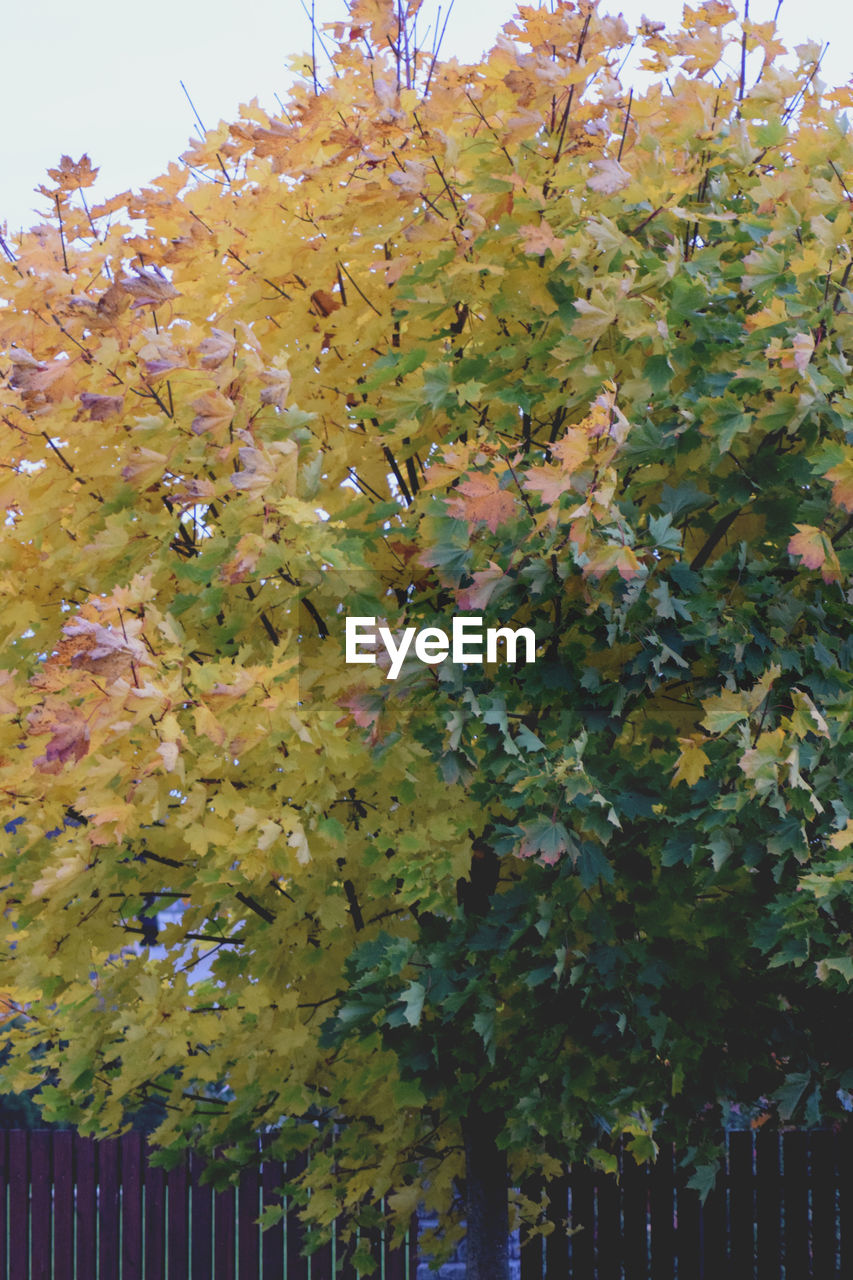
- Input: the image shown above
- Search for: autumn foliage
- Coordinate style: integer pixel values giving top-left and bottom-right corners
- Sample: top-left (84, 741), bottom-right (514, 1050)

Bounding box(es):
top-left (3, 0), bottom-right (853, 1267)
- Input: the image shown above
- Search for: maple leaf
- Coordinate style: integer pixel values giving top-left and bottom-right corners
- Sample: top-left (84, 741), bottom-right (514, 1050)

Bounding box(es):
top-left (517, 221), bottom-right (567, 258)
top-left (121, 447), bottom-right (168, 488)
top-left (671, 737), bottom-right (711, 787)
top-left (190, 390), bottom-right (235, 437)
top-left (456, 563), bottom-right (508, 611)
top-left (587, 156), bottom-right (631, 194)
top-left (27, 703), bottom-right (91, 772)
top-left (830, 820), bottom-right (853, 851)
top-left (447, 471), bottom-right (516, 533)
top-left (583, 544), bottom-right (643, 581)
top-left (66, 281), bottom-right (131, 327)
top-left (0, 671), bottom-right (17, 717)
top-left (780, 332), bottom-right (815, 374)
top-left (220, 533), bottom-right (266, 582)
top-left (198, 329), bottom-right (237, 369)
top-left (787, 524), bottom-right (841, 582)
top-left (118, 266), bottom-right (180, 308)
top-left (824, 457), bottom-right (853, 512)
top-left (572, 294), bottom-right (617, 341)
top-left (80, 392), bottom-right (124, 421)
top-left (231, 440), bottom-right (297, 497)
top-left (46, 153), bottom-right (99, 191)
top-left (523, 464), bottom-right (574, 506)
top-left (518, 818), bottom-right (574, 865)
top-left (337, 688), bottom-right (383, 736)
top-left (62, 615), bottom-right (148, 671)
top-left (700, 688), bottom-right (750, 735)
top-left (157, 741), bottom-right (180, 772)
top-left (259, 366), bottom-right (292, 411)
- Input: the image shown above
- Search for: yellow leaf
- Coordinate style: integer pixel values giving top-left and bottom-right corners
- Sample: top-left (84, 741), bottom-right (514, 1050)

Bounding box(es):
top-left (671, 737), bottom-right (711, 787)
top-left (830, 821), bottom-right (853, 851)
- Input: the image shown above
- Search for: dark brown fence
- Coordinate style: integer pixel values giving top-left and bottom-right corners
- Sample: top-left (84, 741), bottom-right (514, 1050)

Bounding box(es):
top-left (520, 1128), bottom-right (852, 1279)
top-left (0, 1129), bottom-right (417, 1279)
top-left (3, 1126), bottom-right (851, 1278)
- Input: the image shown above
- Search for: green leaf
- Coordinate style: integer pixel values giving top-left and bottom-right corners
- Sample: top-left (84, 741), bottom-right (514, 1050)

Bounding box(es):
top-left (686, 1160), bottom-right (720, 1204)
top-left (515, 724), bottom-right (546, 752)
top-left (400, 982), bottom-right (426, 1028)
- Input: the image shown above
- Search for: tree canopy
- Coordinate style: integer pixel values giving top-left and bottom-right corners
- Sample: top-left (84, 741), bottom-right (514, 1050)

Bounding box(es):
top-left (2, 0), bottom-right (853, 1272)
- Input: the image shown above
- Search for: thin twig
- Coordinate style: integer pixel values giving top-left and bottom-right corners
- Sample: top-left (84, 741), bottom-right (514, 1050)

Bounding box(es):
top-left (41, 432), bottom-right (75, 473)
top-left (829, 160), bottom-right (853, 202)
top-left (180, 79), bottom-right (208, 138)
top-left (54, 195), bottom-right (69, 273)
top-left (781, 42), bottom-right (829, 123)
top-left (617, 88), bottom-right (633, 163)
top-left (425, 0), bottom-right (455, 96)
top-left (337, 262), bottom-right (381, 315)
top-left (552, 13), bottom-right (591, 167)
top-left (738, 0), bottom-right (749, 103)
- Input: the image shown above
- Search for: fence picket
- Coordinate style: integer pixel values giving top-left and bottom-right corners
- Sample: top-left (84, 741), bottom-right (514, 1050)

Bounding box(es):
top-left (783, 1130), bottom-right (809, 1278)
top-left (309, 1232), bottom-right (333, 1280)
top-left (700, 1149), bottom-right (727, 1280)
top-left (728, 1130), bottom-right (754, 1276)
top-left (237, 1164), bottom-right (260, 1280)
top-left (593, 1165), bottom-right (621, 1280)
top-left (190, 1151), bottom-right (213, 1280)
top-left (675, 1172), bottom-right (700, 1279)
top-left (810, 1129), bottom-right (836, 1279)
top-left (755, 1128), bottom-right (782, 1280)
top-left (214, 1179), bottom-right (236, 1280)
top-left (121, 1133), bottom-right (144, 1280)
top-left (0, 1130), bottom-right (6, 1280)
top-left (621, 1148), bottom-right (649, 1279)
top-left (518, 1178), bottom-right (543, 1280)
top-left (648, 1142), bottom-right (675, 1280)
top-left (75, 1135), bottom-right (98, 1280)
top-left (839, 1127), bottom-right (853, 1271)
top-left (145, 1160), bottom-right (166, 1280)
top-left (98, 1137), bottom-right (120, 1280)
top-left (259, 1150), bottom-right (285, 1280)
top-left (30, 1130), bottom-right (51, 1280)
top-left (385, 1228), bottom-right (410, 1280)
top-left (283, 1152), bottom-right (307, 1280)
top-left (53, 1132), bottom-right (73, 1280)
top-left (9, 1130), bottom-right (29, 1280)
top-left (545, 1172), bottom-right (570, 1278)
top-left (568, 1165), bottom-right (593, 1278)
top-left (168, 1159), bottom-right (191, 1278)
top-left (336, 1220), bottom-right (362, 1280)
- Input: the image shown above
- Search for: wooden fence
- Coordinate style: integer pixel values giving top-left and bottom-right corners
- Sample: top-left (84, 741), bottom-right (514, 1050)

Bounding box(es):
top-left (3, 1127), bottom-right (852, 1278)
top-left (0, 1129), bottom-right (417, 1279)
top-left (520, 1128), bottom-right (852, 1279)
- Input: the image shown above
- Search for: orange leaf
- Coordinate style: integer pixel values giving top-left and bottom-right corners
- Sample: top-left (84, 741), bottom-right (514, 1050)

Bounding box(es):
top-left (824, 457), bottom-right (853, 512)
top-left (447, 472), bottom-right (516, 533)
top-left (787, 524), bottom-right (841, 582)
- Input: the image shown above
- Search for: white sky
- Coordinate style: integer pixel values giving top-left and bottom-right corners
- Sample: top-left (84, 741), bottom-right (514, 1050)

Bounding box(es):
top-left (0, 0), bottom-right (850, 235)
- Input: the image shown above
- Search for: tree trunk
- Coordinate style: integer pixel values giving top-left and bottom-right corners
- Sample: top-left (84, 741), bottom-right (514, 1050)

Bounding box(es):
top-left (462, 1104), bottom-right (510, 1280)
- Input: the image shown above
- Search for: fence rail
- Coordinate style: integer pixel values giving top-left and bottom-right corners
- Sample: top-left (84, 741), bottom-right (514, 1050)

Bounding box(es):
top-left (520, 1128), bottom-right (852, 1279)
top-left (0, 1129), bottom-right (417, 1279)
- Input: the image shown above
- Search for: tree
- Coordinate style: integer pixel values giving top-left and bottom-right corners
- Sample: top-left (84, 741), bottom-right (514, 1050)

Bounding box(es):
top-left (2, 1), bottom-right (853, 1274)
